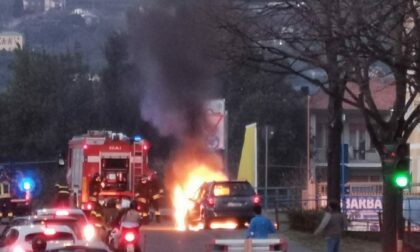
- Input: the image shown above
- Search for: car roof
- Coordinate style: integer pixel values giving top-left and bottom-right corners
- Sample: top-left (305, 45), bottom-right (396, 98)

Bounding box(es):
top-left (12, 224), bottom-right (76, 236)
top-left (205, 180), bottom-right (250, 184)
top-left (34, 216), bottom-right (79, 222)
top-left (36, 209), bottom-right (88, 222)
top-left (37, 208), bottom-right (85, 215)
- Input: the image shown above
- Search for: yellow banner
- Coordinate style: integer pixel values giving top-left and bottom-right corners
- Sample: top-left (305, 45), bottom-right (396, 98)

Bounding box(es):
top-left (237, 123), bottom-right (258, 187)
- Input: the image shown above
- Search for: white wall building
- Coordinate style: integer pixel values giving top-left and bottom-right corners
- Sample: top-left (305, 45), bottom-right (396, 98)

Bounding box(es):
top-left (0, 32), bottom-right (24, 51)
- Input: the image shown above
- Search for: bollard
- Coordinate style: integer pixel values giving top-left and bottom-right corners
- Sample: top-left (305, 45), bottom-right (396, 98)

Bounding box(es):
top-left (244, 239), bottom-right (252, 252)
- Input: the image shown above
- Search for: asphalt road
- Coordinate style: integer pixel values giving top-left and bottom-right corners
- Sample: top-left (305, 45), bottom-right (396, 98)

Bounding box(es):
top-left (0, 219), bottom-right (315, 251)
top-left (140, 220), bottom-right (315, 252)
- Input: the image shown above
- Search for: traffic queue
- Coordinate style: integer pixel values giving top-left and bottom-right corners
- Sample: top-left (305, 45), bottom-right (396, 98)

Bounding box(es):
top-left (0, 171), bottom-right (164, 252)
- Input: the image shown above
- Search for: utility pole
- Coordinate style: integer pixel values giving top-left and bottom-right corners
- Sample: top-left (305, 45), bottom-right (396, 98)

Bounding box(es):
top-left (264, 125), bottom-right (268, 209)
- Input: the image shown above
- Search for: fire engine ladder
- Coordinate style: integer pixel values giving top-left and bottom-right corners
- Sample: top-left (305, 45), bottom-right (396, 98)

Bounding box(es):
top-left (132, 142), bottom-right (144, 195)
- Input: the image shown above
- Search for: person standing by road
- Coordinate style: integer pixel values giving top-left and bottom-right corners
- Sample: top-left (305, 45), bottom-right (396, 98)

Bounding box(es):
top-left (246, 205), bottom-right (276, 239)
top-left (314, 200), bottom-right (348, 252)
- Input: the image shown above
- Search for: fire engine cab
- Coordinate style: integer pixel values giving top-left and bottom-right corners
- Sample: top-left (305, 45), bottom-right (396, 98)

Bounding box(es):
top-left (66, 130), bottom-right (152, 210)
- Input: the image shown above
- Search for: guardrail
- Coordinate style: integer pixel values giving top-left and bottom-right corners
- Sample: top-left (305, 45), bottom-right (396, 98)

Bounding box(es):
top-left (206, 238), bottom-right (288, 252)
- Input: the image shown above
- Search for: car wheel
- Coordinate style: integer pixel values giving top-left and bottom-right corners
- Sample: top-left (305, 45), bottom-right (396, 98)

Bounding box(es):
top-left (203, 219), bottom-right (210, 230)
top-left (202, 214), bottom-right (211, 230)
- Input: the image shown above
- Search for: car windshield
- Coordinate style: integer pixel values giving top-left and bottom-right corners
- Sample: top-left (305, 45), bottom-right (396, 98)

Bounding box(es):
top-left (25, 232), bottom-right (74, 242)
top-left (212, 182), bottom-right (255, 197)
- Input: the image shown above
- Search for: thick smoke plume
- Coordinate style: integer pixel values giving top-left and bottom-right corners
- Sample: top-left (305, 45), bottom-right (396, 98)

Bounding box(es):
top-left (131, 0), bottom-right (219, 140)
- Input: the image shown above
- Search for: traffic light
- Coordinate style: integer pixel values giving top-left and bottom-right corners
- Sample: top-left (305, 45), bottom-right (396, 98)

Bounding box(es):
top-left (392, 143), bottom-right (411, 189)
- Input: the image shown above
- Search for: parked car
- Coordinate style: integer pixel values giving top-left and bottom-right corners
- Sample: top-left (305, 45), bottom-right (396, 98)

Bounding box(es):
top-left (186, 180), bottom-right (260, 229)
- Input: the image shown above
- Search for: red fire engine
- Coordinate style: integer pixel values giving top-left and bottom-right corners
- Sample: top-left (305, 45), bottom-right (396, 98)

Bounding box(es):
top-left (66, 130), bottom-right (152, 210)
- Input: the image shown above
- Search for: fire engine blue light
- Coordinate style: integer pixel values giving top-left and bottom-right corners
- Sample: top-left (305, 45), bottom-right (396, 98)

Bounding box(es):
top-left (19, 177), bottom-right (34, 192)
top-left (134, 135), bottom-right (142, 142)
top-left (23, 182), bottom-right (31, 190)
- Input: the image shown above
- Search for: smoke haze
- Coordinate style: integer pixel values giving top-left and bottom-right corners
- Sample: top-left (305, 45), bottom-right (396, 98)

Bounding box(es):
top-left (130, 0), bottom-right (219, 140)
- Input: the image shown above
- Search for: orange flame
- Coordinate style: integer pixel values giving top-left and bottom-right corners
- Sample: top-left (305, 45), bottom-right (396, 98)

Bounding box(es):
top-left (173, 165), bottom-right (227, 231)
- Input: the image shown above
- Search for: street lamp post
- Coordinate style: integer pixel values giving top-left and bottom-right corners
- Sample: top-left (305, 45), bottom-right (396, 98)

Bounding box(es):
top-left (301, 86), bottom-right (315, 208)
top-left (264, 125), bottom-right (268, 208)
top-left (264, 125), bottom-right (275, 209)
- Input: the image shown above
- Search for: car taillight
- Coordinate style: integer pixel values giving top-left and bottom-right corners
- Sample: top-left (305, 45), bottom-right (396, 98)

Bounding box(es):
top-left (44, 228), bottom-right (56, 236)
top-left (253, 195), bottom-right (261, 205)
top-left (83, 224), bottom-right (95, 241)
top-left (56, 209), bottom-right (69, 216)
top-left (207, 197), bottom-right (215, 207)
top-left (13, 246), bottom-right (25, 252)
top-left (82, 203), bottom-right (92, 210)
top-left (124, 232), bottom-right (135, 242)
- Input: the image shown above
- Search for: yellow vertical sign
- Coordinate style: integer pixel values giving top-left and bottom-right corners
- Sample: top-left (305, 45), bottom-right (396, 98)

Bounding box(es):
top-left (237, 123), bottom-right (258, 187)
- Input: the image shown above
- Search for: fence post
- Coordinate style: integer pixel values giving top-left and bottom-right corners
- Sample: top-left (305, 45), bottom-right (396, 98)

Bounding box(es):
top-left (377, 211), bottom-right (383, 232)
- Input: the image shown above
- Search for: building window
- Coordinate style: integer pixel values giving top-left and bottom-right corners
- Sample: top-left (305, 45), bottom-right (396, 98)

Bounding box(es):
top-left (349, 123), bottom-right (368, 160)
top-left (316, 123), bottom-right (326, 148)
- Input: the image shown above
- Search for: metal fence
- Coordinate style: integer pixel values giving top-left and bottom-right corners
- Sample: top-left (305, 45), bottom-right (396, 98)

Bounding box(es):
top-left (255, 186), bottom-right (305, 210)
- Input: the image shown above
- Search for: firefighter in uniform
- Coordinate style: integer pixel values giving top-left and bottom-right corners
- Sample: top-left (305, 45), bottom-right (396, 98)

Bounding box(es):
top-left (90, 200), bottom-right (106, 240)
top-left (135, 175), bottom-right (150, 224)
top-left (89, 173), bottom-right (102, 204)
top-left (102, 198), bottom-right (119, 228)
top-left (149, 172), bottom-right (163, 223)
top-left (55, 183), bottom-right (71, 207)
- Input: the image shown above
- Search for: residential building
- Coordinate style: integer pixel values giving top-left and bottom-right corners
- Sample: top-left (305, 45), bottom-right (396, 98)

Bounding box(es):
top-left (308, 79), bottom-right (395, 200)
top-left (23, 0), bottom-right (65, 13)
top-left (45, 0), bottom-right (66, 11)
top-left (0, 32), bottom-right (24, 51)
top-left (23, 0), bottom-right (44, 13)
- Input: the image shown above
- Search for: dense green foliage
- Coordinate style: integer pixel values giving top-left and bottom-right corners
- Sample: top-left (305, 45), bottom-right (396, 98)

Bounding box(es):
top-left (0, 48), bottom-right (99, 161)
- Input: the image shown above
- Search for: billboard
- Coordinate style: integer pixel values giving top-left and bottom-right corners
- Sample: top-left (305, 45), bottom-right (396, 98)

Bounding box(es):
top-left (344, 196), bottom-right (382, 232)
top-left (205, 99), bottom-right (225, 150)
top-left (0, 32), bottom-right (23, 51)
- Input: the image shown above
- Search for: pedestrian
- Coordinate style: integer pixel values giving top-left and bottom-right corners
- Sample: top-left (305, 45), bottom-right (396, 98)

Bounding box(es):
top-left (314, 200), bottom-right (348, 252)
top-left (246, 205), bottom-right (276, 239)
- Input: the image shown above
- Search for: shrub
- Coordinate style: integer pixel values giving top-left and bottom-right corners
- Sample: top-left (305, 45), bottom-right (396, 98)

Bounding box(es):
top-left (288, 209), bottom-right (324, 232)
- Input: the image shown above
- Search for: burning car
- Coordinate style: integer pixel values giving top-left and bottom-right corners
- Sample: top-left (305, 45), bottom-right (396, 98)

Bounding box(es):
top-left (185, 180), bottom-right (261, 230)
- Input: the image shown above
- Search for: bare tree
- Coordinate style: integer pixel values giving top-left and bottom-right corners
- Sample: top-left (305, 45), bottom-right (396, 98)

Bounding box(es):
top-left (214, 0), bottom-right (420, 251)
top-left (214, 0), bottom-right (352, 208)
